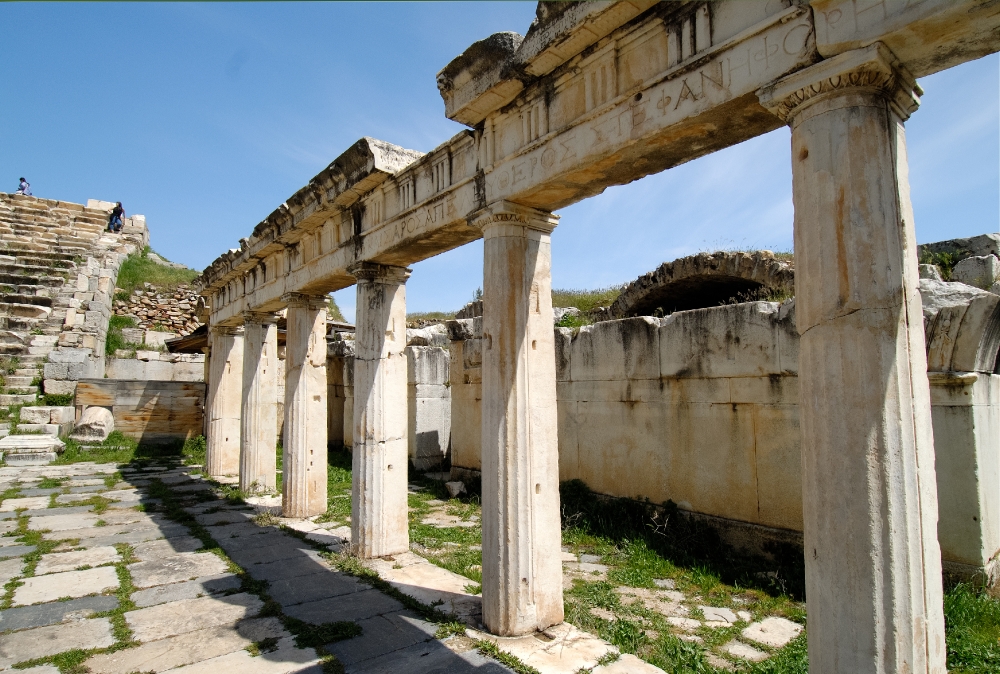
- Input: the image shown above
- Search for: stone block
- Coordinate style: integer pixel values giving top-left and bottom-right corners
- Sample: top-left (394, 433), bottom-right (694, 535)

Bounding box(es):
top-left (42, 379), bottom-right (76, 396)
top-left (153, 635), bottom-right (319, 674)
top-left (120, 328), bottom-right (144, 344)
top-left (0, 435), bottom-right (65, 456)
top-left (49, 407), bottom-right (74, 424)
top-left (0, 496), bottom-right (50, 512)
top-left (131, 574), bottom-right (242, 608)
top-left (12, 566), bottom-right (119, 605)
top-left (570, 317), bottom-right (661, 382)
top-left (0, 618), bottom-right (114, 668)
top-left (35, 546), bottom-right (120, 575)
top-left (19, 407), bottom-right (55, 425)
top-left (48, 348), bottom-right (89, 364)
top-left (130, 552), bottom-right (231, 589)
top-left (28, 513), bottom-right (101, 532)
top-left (125, 592), bottom-right (263, 642)
top-left (144, 331), bottom-right (177, 348)
top-left (282, 588), bottom-right (402, 624)
top-left (741, 616), bottom-right (803, 648)
top-left (131, 536), bottom-right (204, 561)
top-left (0, 595), bottom-right (118, 632)
top-left (106, 359), bottom-right (146, 379)
top-left (952, 254), bottom-right (1000, 290)
top-left (84, 618), bottom-right (285, 674)
top-left (136, 350), bottom-right (161, 361)
top-left (66, 362), bottom-right (88, 379)
top-left (145, 360), bottom-right (175, 381)
top-left (43, 363), bottom-right (68, 379)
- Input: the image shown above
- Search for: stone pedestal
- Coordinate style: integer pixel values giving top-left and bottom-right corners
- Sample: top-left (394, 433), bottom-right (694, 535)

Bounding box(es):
top-left (349, 263), bottom-right (411, 558)
top-left (282, 294), bottom-right (328, 518)
top-left (206, 326), bottom-right (243, 478)
top-left (474, 201), bottom-right (564, 636)
top-left (758, 43), bottom-right (946, 672)
top-left (240, 312), bottom-right (279, 494)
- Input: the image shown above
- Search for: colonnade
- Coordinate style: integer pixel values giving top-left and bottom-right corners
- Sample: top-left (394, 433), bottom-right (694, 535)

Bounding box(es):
top-left (204, 43), bottom-right (948, 667)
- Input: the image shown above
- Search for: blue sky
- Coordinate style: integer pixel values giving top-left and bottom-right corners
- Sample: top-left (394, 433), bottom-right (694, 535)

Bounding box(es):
top-left (2, 3), bottom-right (997, 323)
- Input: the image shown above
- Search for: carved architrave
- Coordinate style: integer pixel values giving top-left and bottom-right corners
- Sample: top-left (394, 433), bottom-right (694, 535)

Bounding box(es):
top-left (242, 311), bottom-right (280, 326)
top-left (757, 42), bottom-right (921, 123)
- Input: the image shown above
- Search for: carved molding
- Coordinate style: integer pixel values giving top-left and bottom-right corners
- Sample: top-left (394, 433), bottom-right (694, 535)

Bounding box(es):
top-left (346, 261), bottom-right (412, 284)
top-left (242, 311), bottom-right (280, 325)
top-left (281, 292), bottom-right (329, 309)
top-left (757, 42), bottom-right (921, 123)
top-left (471, 199), bottom-right (559, 234)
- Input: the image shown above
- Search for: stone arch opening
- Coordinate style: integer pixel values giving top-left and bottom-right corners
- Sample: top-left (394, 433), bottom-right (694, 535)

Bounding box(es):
top-left (605, 251), bottom-right (794, 319)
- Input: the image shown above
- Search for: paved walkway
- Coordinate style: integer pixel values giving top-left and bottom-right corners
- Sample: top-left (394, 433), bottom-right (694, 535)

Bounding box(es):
top-left (0, 462), bottom-right (517, 674)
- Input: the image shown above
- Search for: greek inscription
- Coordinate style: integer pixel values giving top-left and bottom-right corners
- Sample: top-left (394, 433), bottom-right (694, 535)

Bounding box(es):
top-left (782, 23), bottom-right (811, 56)
top-left (674, 79), bottom-right (699, 109)
top-left (700, 62), bottom-right (726, 94)
top-left (541, 147), bottom-right (556, 169)
top-left (511, 162), bottom-right (525, 185)
top-left (498, 171), bottom-right (510, 189)
top-left (559, 137), bottom-right (577, 162)
top-left (631, 102), bottom-right (647, 128)
top-left (656, 91), bottom-right (673, 116)
top-left (752, 35), bottom-right (780, 71)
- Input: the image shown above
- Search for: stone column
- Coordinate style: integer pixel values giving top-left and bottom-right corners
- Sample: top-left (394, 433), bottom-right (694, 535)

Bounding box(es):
top-left (240, 312), bottom-right (279, 494)
top-left (282, 294), bottom-right (328, 518)
top-left (348, 262), bottom-right (410, 558)
top-left (474, 201), bottom-right (563, 636)
top-left (206, 326), bottom-right (243, 477)
top-left (758, 43), bottom-right (945, 673)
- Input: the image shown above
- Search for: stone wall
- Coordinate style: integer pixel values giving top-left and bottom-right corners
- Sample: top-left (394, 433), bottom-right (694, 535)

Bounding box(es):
top-left (112, 283), bottom-right (203, 335)
top-left (444, 282), bottom-right (1000, 582)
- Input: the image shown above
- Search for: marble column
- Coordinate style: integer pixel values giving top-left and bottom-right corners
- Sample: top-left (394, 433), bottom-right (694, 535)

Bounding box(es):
top-left (474, 201), bottom-right (563, 636)
top-left (240, 312), bottom-right (279, 494)
top-left (348, 262), bottom-right (410, 558)
top-left (206, 325), bottom-right (243, 478)
top-left (758, 43), bottom-right (946, 673)
top-left (282, 294), bottom-right (328, 518)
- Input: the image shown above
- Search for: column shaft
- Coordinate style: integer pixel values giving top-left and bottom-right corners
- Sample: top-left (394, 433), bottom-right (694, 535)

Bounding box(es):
top-left (349, 263), bottom-right (410, 558)
top-left (476, 202), bottom-right (563, 636)
top-left (240, 314), bottom-right (279, 493)
top-left (206, 326), bottom-right (243, 477)
top-left (282, 295), bottom-right (328, 518)
top-left (759, 44), bottom-right (945, 673)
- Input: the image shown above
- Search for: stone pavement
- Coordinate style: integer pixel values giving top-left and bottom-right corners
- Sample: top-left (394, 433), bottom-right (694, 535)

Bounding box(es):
top-left (0, 462), bottom-right (517, 674)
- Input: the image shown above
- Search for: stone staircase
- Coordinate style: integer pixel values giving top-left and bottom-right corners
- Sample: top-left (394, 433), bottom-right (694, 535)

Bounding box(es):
top-left (0, 193), bottom-right (145, 409)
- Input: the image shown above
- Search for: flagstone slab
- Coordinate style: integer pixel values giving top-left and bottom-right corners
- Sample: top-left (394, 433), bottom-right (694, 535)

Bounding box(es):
top-left (84, 618), bottom-right (286, 674)
top-left (0, 497), bottom-right (50, 512)
top-left (0, 557), bottom-right (24, 584)
top-left (23, 505), bottom-right (92, 516)
top-left (166, 636), bottom-right (321, 674)
top-left (126, 592), bottom-right (263, 642)
top-left (283, 589), bottom-right (403, 625)
top-left (130, 552), bottom-right (231, 589)
top-left (0, 546), bottom-right (34, 559)
top-left (131, 536), bottom-right (204, 561)
top-left (35, 546), bottom-right (120, 575)
top-left (0, 617), bottom-right (114, 668)
top-left (741, 617), bottom-right (803, 649)
top-left (12, 566), bottom-right (119, 606)
top-left (0, 594), bottom-right (118, 632)
top-left (131, 573), bottom-right (242, 608)
top-left (28, 513), bottom-right (100, 532)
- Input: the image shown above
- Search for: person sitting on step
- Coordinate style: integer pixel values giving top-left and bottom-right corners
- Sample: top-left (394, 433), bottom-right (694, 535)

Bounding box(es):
top-left (108, 202), bottom-right (125, 232)
top-left (14, 178), bottom-right (31, 196)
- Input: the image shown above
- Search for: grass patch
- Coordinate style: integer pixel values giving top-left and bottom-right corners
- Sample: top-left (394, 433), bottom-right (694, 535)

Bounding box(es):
top-left (919, 249), bottom-right (961, 280)
top-left (945, 583), bottom-right (1000, 673)
top-left (42, 393), bottom-right (74, 407)
top-left (476, 640), bottom-right (540, 674)
top-left (407, 311), bottom-right (456, 326)
top-left (552, 286), bottom-right (623, 313)
top-left (116, 246), bottom-right (199, 297)
top-left (105, 315), bottom-right (141, 356)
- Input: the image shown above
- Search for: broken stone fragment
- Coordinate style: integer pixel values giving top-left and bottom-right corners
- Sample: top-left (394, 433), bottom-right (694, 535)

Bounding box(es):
top-left (70, 406), bottom-right (114, 443)
top-left (951, 254), bottom-right (1000, 290)
top-left (444, 481), bottom-right (466, 498)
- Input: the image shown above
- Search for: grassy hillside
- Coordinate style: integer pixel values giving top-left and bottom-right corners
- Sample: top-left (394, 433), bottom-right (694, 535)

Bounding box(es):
top-left (115, 246), bottom-right (198, 297)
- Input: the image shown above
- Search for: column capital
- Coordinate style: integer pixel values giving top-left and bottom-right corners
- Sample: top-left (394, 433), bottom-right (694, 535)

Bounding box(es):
top-left (242, 310), bottom-right (280, 325)
top-left (757, 42), bottom-right (921, 124)
top-left (281, 292), bottom-right (327, 310)
top-left (471, 200), bottom-right (559, 235)
top-left (212, 325), bottom-right (244, 337)
top-left (347, 262), bottom-right (411, 284)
